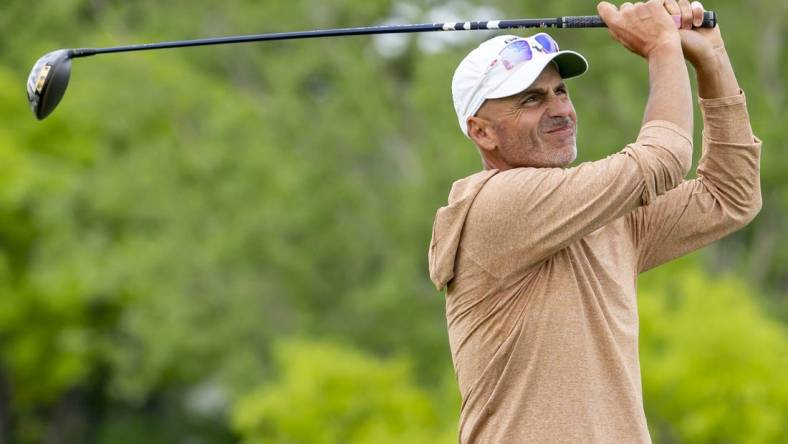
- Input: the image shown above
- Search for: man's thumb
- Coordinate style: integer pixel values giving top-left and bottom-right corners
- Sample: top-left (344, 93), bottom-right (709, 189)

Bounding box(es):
top-left (597, 2), bottom-right (619, 25)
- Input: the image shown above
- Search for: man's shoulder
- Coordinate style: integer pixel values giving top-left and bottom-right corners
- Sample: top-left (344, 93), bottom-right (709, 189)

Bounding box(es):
top-left (447, 169), bottom-right (500, 203)
top-left (468, 166), bottom-right (565, 205)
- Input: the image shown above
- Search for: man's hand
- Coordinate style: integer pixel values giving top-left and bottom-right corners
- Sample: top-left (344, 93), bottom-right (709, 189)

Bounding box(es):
top-left (597, 0), bottom-right (681, 59)
top-left (664, 0), bottom-right (740, 98)
top-left (597, 0), bottom-right (693, 137)
top-left (664, 0), bottom-right (725, 67)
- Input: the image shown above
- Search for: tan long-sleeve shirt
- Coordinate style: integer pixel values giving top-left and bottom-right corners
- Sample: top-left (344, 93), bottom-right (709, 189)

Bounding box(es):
top-left (428, 92), bottom-right (761, 443)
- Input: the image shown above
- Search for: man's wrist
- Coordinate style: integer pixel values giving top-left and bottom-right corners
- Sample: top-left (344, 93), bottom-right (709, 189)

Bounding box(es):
top-left (647, 38), bottom-right (683, 61)
top-left (692, 45), bottom-right (728, 76)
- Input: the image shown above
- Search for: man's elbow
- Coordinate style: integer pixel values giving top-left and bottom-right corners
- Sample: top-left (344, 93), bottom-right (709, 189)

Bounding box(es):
top-left (633, 122), bottom-right (695, 188)
top-left (658, 137), bottom-right (694, 181)
top-left (676, 141), bottom-right (694, 179)
top-left (726, 187), bottom-right (762, 230)
top-left (742, 189), bottom-right (763, 226)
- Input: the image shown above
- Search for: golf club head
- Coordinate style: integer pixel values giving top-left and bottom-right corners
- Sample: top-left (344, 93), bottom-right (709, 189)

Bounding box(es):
top-left (27, 49), bottom-right (72, 120)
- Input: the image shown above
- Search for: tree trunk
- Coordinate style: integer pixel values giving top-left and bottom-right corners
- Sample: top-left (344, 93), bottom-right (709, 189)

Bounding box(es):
top-left (44, 389), bottom-right (87, 444)
top-left (0, 366), bottom-right (11, 444)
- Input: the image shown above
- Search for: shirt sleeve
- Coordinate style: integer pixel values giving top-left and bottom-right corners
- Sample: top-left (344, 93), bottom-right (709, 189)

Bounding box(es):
top-left (461, 120), bottom-right (693, 281)
top-left (628, 91), bottom-right (762, 273)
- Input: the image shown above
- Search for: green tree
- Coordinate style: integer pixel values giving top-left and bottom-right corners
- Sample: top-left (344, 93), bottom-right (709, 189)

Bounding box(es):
top-left (639, 258), bottom-right (788, 443)
top-left (232, 339), bottom-right (458, 444)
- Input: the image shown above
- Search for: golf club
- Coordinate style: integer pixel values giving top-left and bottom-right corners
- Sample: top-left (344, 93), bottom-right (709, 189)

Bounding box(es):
top-left (27, 11), bottom-right (717, 120)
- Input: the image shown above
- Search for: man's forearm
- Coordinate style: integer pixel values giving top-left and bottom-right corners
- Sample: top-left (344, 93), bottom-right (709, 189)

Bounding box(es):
top-left (693, 40), bottom-right (761, 228)
top-left (643, 41), bottom-right (693, 135)
top-left (695, 46), bottom-right (740, 100)
top-left (694, 47), bottom-right (754, 144)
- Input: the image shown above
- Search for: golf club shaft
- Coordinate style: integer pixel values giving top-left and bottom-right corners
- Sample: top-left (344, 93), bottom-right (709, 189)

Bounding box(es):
top-left (69, 12), bottom-right (717, 58)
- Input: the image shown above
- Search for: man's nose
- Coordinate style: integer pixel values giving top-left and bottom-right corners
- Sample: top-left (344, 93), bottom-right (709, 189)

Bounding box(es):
top-left (546, 94), bottom-right (573, 117)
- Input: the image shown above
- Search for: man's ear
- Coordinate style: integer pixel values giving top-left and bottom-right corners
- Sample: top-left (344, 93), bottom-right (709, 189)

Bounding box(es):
top-left (467, 116), bottom-right (498, 152)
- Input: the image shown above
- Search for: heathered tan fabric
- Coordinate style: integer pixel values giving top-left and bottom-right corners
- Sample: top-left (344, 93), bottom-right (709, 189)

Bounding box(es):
top-left (428, 92), bottom-right (761, 443)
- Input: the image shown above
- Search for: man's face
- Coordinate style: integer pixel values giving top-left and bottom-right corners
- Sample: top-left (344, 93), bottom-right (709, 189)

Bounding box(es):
top-left (472, 63), bottom-right (578, 169)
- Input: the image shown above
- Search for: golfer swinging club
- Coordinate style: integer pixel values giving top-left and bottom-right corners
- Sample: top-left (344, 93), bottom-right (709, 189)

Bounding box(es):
top-left (428, 0), bottom-right (761, 442)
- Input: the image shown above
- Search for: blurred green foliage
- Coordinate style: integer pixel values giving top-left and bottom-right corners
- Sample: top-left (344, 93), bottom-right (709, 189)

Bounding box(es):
top-left (232, 340), bottom-right (457, 444)
top-left (0, 0), bottom-right (785, 443)
top-left (639, 262), bottom-right (788, 443)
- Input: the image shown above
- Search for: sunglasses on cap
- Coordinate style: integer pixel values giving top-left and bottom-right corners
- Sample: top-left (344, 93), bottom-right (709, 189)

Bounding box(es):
top-left (490, 33), bottom-right (560, 72)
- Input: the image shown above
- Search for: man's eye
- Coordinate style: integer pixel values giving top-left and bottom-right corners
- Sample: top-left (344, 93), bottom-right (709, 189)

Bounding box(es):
top-left (556, 87), bottom-right (567, 95)
top-left (522, 96), bottom-right (538, 104)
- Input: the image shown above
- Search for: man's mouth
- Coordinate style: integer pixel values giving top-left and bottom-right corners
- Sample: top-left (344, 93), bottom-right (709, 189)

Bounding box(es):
top-left (545, 124), bottom-right (574, 135)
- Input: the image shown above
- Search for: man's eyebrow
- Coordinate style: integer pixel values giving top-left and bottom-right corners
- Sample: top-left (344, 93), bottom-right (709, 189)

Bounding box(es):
top-left (519, 87), bottom-right (547, 96)
top-left (518, 82), bottom-right (567, 97)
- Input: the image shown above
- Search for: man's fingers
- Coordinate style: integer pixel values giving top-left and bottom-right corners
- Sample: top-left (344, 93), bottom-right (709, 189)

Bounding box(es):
top-left (664, 0), bottom-right (681, 15)
top-left (598, 2), bottom-right (625, 50)
top-left (635, 2), bottom-right (653, 20)
top-left (600, 0), bottom-right (683, 58)
top-left (678, 0), bottom-right (693, 29)
top-left (597, 2), bottom-right (620, 25)
top-left (663, 0), bottom-right (682, 28)
top-left (691, 1), bottom-right (705, 28)
top-left (645, 0), bottom-right (674, 25)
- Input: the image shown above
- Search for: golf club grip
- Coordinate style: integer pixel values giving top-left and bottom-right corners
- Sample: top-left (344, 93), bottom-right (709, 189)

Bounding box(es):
top-left (561, 11), bottom-right (716, 28)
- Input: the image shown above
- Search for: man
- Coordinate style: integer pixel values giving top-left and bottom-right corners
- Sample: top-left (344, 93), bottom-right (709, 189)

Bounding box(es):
top-left (427, 0), bottom-right (762, 442)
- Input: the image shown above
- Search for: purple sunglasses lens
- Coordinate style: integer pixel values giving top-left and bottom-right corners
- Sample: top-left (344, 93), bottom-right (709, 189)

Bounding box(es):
top-left (534, 34), bottom-right (559, 53)
top-left (499, 40), bottom-right (533, 70)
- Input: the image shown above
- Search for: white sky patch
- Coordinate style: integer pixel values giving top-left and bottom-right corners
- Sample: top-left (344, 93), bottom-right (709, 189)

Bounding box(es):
top-left (184, 381), bottom-right (228, 417)
top-left (372, 1), bottom-right (503, 58)
top-left (372, 3), bottom-right (421, 59)
top-left (419, 2), bottom-right (502, 54)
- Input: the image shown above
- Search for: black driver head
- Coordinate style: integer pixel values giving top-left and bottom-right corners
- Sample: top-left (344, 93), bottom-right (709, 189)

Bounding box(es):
top-left (27, 49), bottom-right (72, 120)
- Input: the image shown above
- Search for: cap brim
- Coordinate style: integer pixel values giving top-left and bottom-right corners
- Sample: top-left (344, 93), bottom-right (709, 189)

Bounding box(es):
top-left (486, 50), bottom-right (588, 100)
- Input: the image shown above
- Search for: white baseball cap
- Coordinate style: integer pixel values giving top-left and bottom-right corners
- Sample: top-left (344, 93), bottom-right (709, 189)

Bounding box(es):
top-left (452, 33), bottom-right (588, 137)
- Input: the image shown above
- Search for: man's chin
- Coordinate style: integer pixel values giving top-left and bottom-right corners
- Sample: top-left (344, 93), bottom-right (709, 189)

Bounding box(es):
top-left (554, 144), bottom-right (577, 167)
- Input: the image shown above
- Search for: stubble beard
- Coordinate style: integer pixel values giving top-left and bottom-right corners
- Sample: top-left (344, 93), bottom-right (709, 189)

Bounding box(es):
top-left (546, 130), bottom-right (577, 167)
